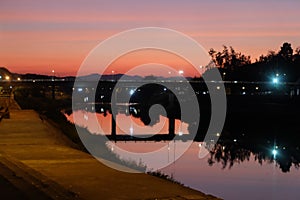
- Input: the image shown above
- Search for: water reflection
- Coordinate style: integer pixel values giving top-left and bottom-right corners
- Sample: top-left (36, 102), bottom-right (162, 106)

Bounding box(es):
top-left (66, 107), bottom-right (300, 173)
top-left (66, 109), bottom-right (189, 136)
top-left (161, 142), bottom-right (300, 200)
top-left (209, 139), bottom-right (300, 173)
top-left (65, 106), bottom-right (300, 200)
top-left (68, 82), bottom-right (300, 199)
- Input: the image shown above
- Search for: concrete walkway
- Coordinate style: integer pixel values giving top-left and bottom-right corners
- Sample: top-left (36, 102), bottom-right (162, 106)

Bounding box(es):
top-left (0, 109), bottom-right (220, 200)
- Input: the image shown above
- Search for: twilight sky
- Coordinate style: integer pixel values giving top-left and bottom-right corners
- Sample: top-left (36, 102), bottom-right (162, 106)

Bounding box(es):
top-left (0, 0), bottom-right (300, 76)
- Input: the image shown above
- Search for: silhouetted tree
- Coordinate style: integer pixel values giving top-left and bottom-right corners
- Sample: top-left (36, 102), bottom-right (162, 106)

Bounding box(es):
top-left (293, 47), bottom-right (300, 64)
top-left (279, 42), bottom-right (293, 62)
top-left (208, 46), bottom-right (251, 80)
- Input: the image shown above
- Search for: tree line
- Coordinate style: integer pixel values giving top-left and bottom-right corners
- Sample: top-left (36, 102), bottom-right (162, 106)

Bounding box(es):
top-left (207, 42), bottom-right (300, 82)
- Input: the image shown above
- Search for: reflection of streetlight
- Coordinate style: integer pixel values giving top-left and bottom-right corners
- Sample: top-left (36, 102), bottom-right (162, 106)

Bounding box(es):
top-left (178, 121), bottom-right (183, 136)
top-left (129, 125), bottom-right (133, 136)
top-left (272, 149), bottom-right (278, 156)
top-left (272, 148), bottom-right (278, 160)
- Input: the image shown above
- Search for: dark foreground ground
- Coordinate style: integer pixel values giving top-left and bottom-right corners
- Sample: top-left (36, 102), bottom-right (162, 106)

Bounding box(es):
top-left (0, 106), bottom-right (220, 200)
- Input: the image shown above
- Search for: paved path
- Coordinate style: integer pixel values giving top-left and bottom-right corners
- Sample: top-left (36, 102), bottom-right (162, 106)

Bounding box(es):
top-left (0, 109), bottom-right (220, 200)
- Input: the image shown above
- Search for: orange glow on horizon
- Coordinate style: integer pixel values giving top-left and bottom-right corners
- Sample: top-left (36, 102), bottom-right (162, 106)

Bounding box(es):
top-left (1, 1), bottom-right (299, 75)
top-left (104, 49), bottom-right (202, 77)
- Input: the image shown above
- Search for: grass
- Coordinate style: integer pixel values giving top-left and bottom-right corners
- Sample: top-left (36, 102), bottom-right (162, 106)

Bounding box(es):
top-left (147, 171), bottom-right (183, 185)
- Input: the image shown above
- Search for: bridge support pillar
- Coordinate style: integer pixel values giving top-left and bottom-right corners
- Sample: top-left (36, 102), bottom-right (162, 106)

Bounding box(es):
top-left (111, 113), bottom-right (116, 138)
top-left (169, 117), bottom-right (175, 137)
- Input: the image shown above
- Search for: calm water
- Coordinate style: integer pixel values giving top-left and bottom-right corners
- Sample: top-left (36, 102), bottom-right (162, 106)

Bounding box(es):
top-left (67, 110), bottom-right (300, 200)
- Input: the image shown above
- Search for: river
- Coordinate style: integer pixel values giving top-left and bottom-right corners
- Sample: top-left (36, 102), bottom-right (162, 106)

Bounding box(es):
top-left (66, 110), bottom-right (300, 200)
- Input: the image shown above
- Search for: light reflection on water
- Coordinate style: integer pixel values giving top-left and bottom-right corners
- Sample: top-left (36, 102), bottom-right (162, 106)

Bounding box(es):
top-left (161, 142), bottom-right (300, 200)
top-left (66, 111), bottom-right (300, 200)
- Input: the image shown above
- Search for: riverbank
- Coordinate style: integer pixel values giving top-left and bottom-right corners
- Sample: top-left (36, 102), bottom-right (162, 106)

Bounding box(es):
top-left (0, 108), bottom-right (220, 199)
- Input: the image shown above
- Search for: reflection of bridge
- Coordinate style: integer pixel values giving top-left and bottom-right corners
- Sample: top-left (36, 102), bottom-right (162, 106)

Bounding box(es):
top-left (105, 134), bottom-right (194, 142)
top-left (96, 106), bottom-right (199, 141)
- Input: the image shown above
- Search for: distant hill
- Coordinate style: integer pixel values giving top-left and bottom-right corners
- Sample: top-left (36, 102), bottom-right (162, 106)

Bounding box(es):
top-left (20, 73), bottom-right (52, 80)
top-left (0, 67), bottom-right (12, 77)
top-left (77, 73), bottom-right (144, 81)
top-left (0, 67), bottom-right (192, 81)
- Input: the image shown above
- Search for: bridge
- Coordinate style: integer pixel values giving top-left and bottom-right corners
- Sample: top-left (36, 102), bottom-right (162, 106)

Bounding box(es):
top-left (2, 78), bottom-right (300, 98)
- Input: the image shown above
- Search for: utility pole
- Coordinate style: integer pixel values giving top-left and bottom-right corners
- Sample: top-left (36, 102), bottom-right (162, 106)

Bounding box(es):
top-left (52, 69), bottom-right (55, 100)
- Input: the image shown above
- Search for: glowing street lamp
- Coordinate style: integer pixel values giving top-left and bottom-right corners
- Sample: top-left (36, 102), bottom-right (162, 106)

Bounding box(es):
top-left (111, 70), bottom-right (115, 81)
top-left (5, 75), bottom-right (10, 80)
top-left (52, 69), bottom-right (55, 81)
top-left (272, 77), bottom-right (279, 84)
top-left (129, 89), bottom-right (135, 96)
top-left (178, 70), bottom-right (184, 75)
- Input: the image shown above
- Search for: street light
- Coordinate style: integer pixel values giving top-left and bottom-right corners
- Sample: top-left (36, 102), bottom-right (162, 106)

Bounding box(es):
top-left (51, 69), bottom-right (55, 99)
top-left (178, 70), bottom-right (184, 75)
top-left (272, 77), bottom-right (279, 84)
top-left (129, 89), bottom-right (135, 96)
top-left (52, 70), bottom-right (55, 81)
top-left (5, 76), bottom-right (10, 80)
top-left (111, 70), bottom-right (115, 81)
